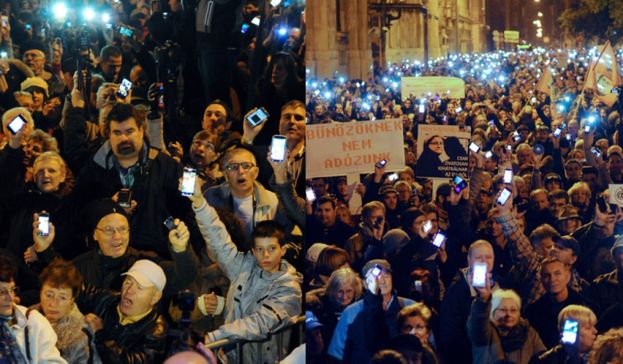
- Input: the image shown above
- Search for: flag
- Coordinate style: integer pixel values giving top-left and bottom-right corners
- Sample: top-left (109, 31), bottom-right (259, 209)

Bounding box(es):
top-left (585, 41), bottom-right (620, 107)
top-left (536, 67), bottom-right (553, 95)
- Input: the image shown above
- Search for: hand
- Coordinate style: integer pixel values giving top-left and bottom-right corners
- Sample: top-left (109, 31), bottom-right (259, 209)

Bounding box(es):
top-left (267, 146), bottom-right (289, 184)
top-left (1, 19), bottom-right (10, 42)
top-left (84, 313), bottom-right (104, 333)
top-left (24, 245), bottom-right (38, 264)
top-left (594, 203), bottom-right (609, 227)
top-left (203, 292), bottom-right (218, 315)
top-left (373, 161), bottom-right (386, 183)
top-left (448, 187), bottom-right (461, 206)
top-left (495, 189), bottom-right (513, 214)
top-left (473, 273), bottom-right (492, 302)
top-left (167, 141), bottom-right (183, 162)
top-left (71, 72), bottom-right (85, 108)
top-left (8, 124), bottom-right (26, 149)
top-left (52, 38), bottom-right (63, 66)
top-left (32, 212), bottom-right (55, 252)
top-left (471, 150), bottom-right (484, 169)
top-left (111, 191), bottom-right (138, 215)
top-left (42, 98), bottom-right (60, 116)
top-left (168, 219), bottom-right (189, 252)
top-left (355, 183), bottom-right (366, 196)
top-left (147, 82), bottom-right (163, 102)
top-left (241, 108), bottom-right (267, 144)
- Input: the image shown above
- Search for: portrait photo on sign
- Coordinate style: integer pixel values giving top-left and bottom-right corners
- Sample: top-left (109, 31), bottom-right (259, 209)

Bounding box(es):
top-left (416, 125), bottom-right (470, 179)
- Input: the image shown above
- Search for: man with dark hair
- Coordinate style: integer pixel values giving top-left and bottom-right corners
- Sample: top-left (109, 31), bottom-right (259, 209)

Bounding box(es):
top-left (185, 187), bottom-right (301, 363)
top-left (96, 45), bottom-right (124, 83)
top-left (307, 196), bottom-right (355, 248)
top-left (0, 255), bottom-right (65, 362)
top-left (75, 103), bottom-right (197, 258)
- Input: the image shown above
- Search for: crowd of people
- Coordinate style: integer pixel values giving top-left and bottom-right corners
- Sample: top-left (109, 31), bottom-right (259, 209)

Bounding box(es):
top-left (305, 46), bottom-right (623, 364)
top-left (0, 0), bottom-right (306, 362)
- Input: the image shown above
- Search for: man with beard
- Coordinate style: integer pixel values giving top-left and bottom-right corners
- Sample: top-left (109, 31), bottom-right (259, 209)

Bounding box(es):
top-left (74, 103), bottom-right (197, 258)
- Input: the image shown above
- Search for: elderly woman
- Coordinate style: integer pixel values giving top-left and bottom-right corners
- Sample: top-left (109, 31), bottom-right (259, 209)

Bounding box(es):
top-left (306, 268), bottom-right (363, 345)
top-left (468, 288), bottom-right (545, 364)
top-left (397, 302), bottom-right (440, 364)
top-left (531, 304), bottom-right (597, 363)
top-left (416, 135), bottom-right (447, 173)
top-left (33, 259), bottom-right (101, 363)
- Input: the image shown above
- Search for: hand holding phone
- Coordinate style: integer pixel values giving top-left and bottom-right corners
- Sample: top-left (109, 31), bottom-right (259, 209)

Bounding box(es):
top-left (8, 115), bottom-right (26, 135)
top-left (116, 78), bottom-right (132, 99)
top-left (497, 188), bottom-right (512, 206)
top-left (37, 212), bottom-right (50, 236)
top-left (472, 262), bottom-right (487, 288)
top-left (117, 188), bottom-right (132, 208)
top-left (560, 319), bottom-right (579, 345)
top-left (163, 216), bottom-right (177, 230)
top-left (469, 142), bottom-right (480, 154)
top-left (375, 159), bottom-right (387, 169)
top-left (431, 232), bottom-right (446, 248)
top-left (365, 265), bottom-right (382, 295)
top-left (246, 107), bottom-right (269, 127)
top-left (270, 135), bottom-right (287, 162)
top-left (181, 167), bottom-right (197, 197)
top-left (306, 188), bottom-right (316, 202)
top-left (453, 176), bottom-right (468, 194)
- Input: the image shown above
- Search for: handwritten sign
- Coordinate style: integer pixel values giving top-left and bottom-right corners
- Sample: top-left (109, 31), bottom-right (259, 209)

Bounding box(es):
top-left (306, 119), bottom-right (405, 178)
top-left (401, 77), bottom-right (465, 99)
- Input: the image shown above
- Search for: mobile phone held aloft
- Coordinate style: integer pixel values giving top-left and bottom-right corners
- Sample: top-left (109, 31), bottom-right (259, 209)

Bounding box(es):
top-left (468, 142), bottom-right (480, 154)
top-left (116, 79), bottom-right (132, 98)
top-left (181, 167), bottom-right (197, 196)
top-left (375, 159), bottom-right (387, 169)
top-left (472, 262), bottom-right (487, 288)
top-left (270, 135), bottom-right (287, 162)
top-left (246, 107), bottom-right (269, 126)
top-left (38, 213), bottom-right (50, 236)
top-left (8, 115), bottom-right (26, 135)
top-left (118, 25), bottom-right (134, 38)
top-left (431, 232), bottom-right (446, 248)
top-left (497, 188), bottom-right (512, 205)
top-left (453, 176), bottom-right (467, 194)
top-left (503, 169), bottom-right (513, 184)
top-left (306, 188), bottom-right (316, 202)
top-left (561, 319), bottom-right (579, 344)
top-left (118, 188), bottom-right (132, 208)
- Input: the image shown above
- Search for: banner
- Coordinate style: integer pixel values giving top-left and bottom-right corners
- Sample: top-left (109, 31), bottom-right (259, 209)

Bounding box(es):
top-left (306, 119), bottom-right (405, 178)
top-left (416, 125), bottom-right (470, 179)
top-left (586, 41), bottom-right (620, 107)
top-left (401, 77), bottom-right (465, 99)
top-left (536, 67), bottom-right (553, 96)
top-left (609, 184), bottom-right (623, 206)
top-left (504, 30), bottom-right (520, 43)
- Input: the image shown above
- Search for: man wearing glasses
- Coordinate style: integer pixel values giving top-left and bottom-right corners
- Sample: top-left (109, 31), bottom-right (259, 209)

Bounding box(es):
top-left (204, 147), bottom-right (293, 246)
top-left (0, 255), bottom-right (66, 363)
top-left (33, 198), bottom-right (198, 295)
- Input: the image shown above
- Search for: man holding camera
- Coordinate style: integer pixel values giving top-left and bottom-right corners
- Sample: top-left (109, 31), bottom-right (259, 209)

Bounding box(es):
top-left (78, 259), bottom-right (168, 363)
top-left (328, 259), bottom-right (414, 364)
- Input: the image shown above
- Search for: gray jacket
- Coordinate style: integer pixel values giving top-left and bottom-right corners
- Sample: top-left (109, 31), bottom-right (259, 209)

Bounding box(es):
top-left (193, 199), bottom-right (302, 363)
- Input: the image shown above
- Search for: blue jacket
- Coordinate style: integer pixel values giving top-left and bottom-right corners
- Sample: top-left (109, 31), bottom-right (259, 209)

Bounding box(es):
top-left (328, 290), bottom-right (414, 364)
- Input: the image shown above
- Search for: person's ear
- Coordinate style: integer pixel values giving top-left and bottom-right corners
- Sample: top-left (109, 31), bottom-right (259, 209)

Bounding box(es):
top-left (150, 289), bottom-right (163, 306)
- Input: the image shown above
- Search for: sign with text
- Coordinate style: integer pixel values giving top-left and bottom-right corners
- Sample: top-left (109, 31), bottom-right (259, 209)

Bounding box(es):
top-left (306, 119), bottom-right (405, 178)
top-left (416, 125), bottom-right (470, 179)
top-left (401, 76), bottom-right (465, 99)
top-left (504, 30), bottom-right (520, 43)
top-left (609, 184), bottom-right (623, 206)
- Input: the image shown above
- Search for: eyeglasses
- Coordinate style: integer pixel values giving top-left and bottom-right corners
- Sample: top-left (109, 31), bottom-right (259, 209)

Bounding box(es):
top-left (96, 226), bottom-right (130, 236)
top-left (252, 246), bottom-right (280, 255)
top-left (224, 162), bottom-right (255, 172)
top-left (408, 325), bottom-right (428, 334)
top-left (0, 286), bottom-right (18, 297)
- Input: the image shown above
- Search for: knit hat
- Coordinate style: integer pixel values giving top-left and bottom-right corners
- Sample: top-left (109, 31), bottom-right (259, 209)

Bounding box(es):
top-left (20, 77), bottom-right (49, 97)
top-left (383, 229), bottom-right (410, 260)
top-left (361, 259), bottom-right (392, 277)
top-left (84, 198), bottom-right (130, 234)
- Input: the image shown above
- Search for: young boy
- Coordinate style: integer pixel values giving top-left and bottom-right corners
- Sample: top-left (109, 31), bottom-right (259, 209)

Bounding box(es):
top-left (186, 187), bottom-right (302, 363)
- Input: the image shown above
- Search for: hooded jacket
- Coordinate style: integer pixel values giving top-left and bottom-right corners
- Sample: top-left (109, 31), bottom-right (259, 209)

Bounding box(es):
top-left (193, 199), bottom-right (302, 364)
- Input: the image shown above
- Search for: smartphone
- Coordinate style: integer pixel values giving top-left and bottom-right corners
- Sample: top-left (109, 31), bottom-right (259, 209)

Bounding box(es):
top-left (25, 23), bottom-right (31, 30)
top-left (116, 78), bottom-right (132, 98)
top-left (485, 151), bottom-right (493, 159)
top-left (388, 173), bottom-right (399, 182)
top-left (469, 142), bottom-right (480, 153)
top-left (371, 265), bottom-right (382, 277)
top-left (592, 147), bottom-right (602, 158)
top-left (37, 212), bottom-right (50, 236)
top-left (453, 175), bottom-right (468, 194)
top-left (513, 131), bottom-right (521, 142)
top-left (531, 96), bottom-right (537, 104)
top-left (503, 169), bottom-right (513, 184)
top-left (181, 167), bottom-right (197, 197)
top-left (584, 125), bottom-right (591, 133)
top-left (533, 144), bottom-right (544, 155)
top-left (418, 104), bottom-right (425, 113)
top-left (432, 232), bottom-right (446, 248)
top-left (566, 134), bottom-right (572, 141)
top-left (497, 188), bottom-right (512, 205)
top-left (270, 135), bottom-right (287, 162)
top-left (8, 115), bottom-right (26, 135)
top-left (506, 144), bottom-right (512, 152)
top-left (1, 15), bottom-right (7, 28)
top-left (553, 127), bottom-right (562, 138)
top-left (251, 16), bottom-right (260, 26)
top-left (246, 107), bottom-right (269, 126)
top-left (163, 216), bottom-right (177, 230)
top-left (0, 51), bottom-right (6, 59)
top-left (241, 23), bottom-right (250, 34)
top-left (422, 220), bottom-right (432, 233)
top-left (306, 187), bottom-right (316, 202)
top-left (118, 25), bottom-right (134, 38)
top-left (414, 280), bottom-right (422, 292)
top-left (561, 319), bottom-right (579, 345)
top-left (117, 188), bottom-right (132, 208)
top-left (376, 159), bottom-right (388, 169)
top-left (472, 262), bottom-right (487, 288)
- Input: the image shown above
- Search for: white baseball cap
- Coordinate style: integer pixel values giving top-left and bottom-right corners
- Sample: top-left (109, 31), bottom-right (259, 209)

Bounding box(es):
top-left (121, 260), bottom-right (166, 292)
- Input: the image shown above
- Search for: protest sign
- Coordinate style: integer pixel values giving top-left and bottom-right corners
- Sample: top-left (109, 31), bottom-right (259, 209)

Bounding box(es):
top-left (401, 77), bottom-right (465, 99)
top-left (306, 119), bottom-right (405, 178)
top-left (609, 184), bottom-right (623, 206)
top-left (416, 125), bottom-right (470, 179)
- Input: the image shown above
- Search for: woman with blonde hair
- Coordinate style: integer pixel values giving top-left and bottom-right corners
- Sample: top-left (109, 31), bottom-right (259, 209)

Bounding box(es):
top-left (306, 268), bottom-right (363, 344)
